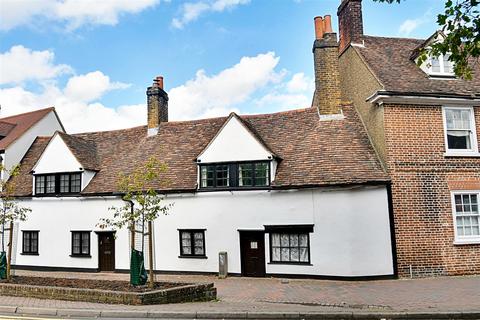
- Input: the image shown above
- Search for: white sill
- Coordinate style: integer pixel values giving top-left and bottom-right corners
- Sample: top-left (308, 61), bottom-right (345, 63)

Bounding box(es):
top-left (444, 152), bottom-right (480, 158)
top-left (453, 239), bottom-right (480, 245)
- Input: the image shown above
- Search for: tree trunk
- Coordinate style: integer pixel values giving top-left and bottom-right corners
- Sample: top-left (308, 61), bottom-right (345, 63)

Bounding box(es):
top-left (148, 221), bottom-right (154, 288)
top-left (6, 221), bottom-right (13, 280)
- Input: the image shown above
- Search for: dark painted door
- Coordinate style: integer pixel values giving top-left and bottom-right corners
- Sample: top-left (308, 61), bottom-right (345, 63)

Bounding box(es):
top-left (98, 232), bottom-right (115, 271)
top-left (240, 231), bottom-right (266, 277)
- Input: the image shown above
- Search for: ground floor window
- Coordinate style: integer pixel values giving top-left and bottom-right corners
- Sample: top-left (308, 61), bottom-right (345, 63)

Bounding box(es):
top-left (22, 231), bottom-right (39, 255)
top-left (71, 231), bottom-right (91, 257)
top-left (179, 229), bottom-right (206, 257)
top-left (266, 225), bottom-right (313, 264)
top-left (452, 192), bottom-right (479, 243)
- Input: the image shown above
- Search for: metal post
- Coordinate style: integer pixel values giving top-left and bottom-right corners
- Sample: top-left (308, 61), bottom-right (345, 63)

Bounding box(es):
top-left (6, 221), bottom-right (13, 280)
top-left (148, 221), bottom-right (154, 288)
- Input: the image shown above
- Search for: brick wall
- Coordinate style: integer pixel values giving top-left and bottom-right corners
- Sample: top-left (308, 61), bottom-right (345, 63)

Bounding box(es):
top-left (337, 0), bottom-right (364, 53)
top-left (384, 104), bottom-right (480, 277)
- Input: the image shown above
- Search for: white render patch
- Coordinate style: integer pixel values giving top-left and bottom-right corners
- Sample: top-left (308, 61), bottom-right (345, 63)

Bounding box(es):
top-left (197, 114), bottom-right (273, 163)
top-left (33, 133), bottom-right (82, 174)
top-left (318, 113), bottom-right (345, 121)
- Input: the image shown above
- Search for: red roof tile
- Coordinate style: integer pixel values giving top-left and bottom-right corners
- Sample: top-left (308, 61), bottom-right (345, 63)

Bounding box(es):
top-left (11, 106), bottom-right (389, 196)
top-left (0, 108), bottom-right (61, 151)
top-left (355, 36), bottom-right (480, 97)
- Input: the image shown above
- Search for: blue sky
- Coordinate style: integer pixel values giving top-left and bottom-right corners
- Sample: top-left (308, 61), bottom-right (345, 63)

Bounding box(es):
top-left (0, 0), bottom-right (444, 132)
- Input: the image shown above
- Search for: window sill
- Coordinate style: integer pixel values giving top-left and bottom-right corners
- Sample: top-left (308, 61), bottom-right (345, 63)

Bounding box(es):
top-left (178, 255), bottom-right (208, 259)
top-left (444, 152), bottom-right (480, 158)
top-left (70, 254), bottom-right (91, 258)
top-left (268, 262), bottom-right (312, 266)
top-left (20, 253), bottom-right (39, 256)
top-left (453, 240), bottom-right (480, 246)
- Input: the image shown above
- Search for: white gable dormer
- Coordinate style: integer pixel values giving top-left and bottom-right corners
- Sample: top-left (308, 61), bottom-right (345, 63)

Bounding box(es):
top-left (32, 132), bottom-right (96, 195)
top-left (415, 31), bottom-right (455, 78)
top-left (197, 114), bottom-right (274, 163)
top-left (196, 113), bottom-right (279, 190)
top-left (33, 133), bottom-right (82, 174)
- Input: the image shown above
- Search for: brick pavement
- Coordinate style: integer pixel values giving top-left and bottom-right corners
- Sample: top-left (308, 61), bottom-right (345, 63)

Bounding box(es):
top-left (1, 270), bottom-right (479, 313)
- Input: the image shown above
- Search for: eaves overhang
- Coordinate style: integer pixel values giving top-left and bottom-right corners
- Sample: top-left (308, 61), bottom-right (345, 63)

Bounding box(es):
top-left (367, 90), bottom-right (480, 106)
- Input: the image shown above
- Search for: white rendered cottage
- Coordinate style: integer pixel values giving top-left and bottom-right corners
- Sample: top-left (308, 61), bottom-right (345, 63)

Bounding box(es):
top-left (10, 77), bottom-right (396, 279)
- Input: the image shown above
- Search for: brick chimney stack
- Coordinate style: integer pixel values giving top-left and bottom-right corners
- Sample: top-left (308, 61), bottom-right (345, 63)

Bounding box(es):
top-left (337, 0), bottom-right (364, 53)
top-left (146, 76), bottom-right (169, 136)
top-left (312, 15), bottom-right (341, 115)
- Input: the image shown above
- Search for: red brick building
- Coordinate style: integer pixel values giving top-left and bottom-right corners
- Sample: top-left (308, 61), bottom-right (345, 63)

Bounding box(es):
top-left (313, 0), bottom-right (480, 277)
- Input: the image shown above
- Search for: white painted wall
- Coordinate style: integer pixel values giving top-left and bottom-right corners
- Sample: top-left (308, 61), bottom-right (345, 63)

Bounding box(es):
top-left (33, 134), bottom-right (81, 174)
top-left (14, 185), bottom-right (394, 277)
top-left (4, 112), bottom-right (63, 177)
top-left (198, 116), bottom-right (273, 163)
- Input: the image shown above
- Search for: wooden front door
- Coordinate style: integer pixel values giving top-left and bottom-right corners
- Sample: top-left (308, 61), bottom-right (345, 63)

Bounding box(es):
top-left (98, 232), bottom-right (115, 272)
top-left (240, 231), bottom-right (266, 277)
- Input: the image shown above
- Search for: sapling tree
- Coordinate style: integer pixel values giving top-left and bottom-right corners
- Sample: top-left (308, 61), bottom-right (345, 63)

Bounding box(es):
top-left (374, 0), bottom-right (479, 79)
top-left (97, 157), bottom-right (172, 287)
top-left (0, 164), bottom-right (32, 280)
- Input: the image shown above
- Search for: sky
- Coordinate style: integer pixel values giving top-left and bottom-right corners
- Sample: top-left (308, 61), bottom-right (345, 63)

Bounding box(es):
top-left (0, 0), bottom-right (444, 133)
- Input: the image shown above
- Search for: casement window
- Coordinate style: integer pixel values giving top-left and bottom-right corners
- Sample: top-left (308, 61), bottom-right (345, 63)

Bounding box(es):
top-left (443, 107), bottom-right (478, 154)
top-left (266, 225), bottom-right (313, 264)
top-left (35, 173), bottom-right (82, 195)
top-left (452, 192), bottom-right (480, 244)
top-left (428, 54), bottom-right (454, 76)
top-left (71, 231), bottom-right (91, 257)
top-left (179, 230), bottom-right (206, 258)
top-left (22, 231), bottom-right (39, 255)
top-left (199, 162), bottom-right (270, 189)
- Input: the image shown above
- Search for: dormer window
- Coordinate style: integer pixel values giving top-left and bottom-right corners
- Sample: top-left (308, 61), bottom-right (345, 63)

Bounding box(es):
top-left (427, 54), bottom-right (454, 77)
top-left (35, 173), bottom-right (82, 195)
top-left (200, 161), bottom-right (270, 190)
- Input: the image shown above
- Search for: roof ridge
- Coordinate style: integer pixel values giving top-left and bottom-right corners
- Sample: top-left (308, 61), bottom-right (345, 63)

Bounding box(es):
top-left (0, 107), bottom-right (54, 121)
top-left (363, 34), bottom-right (425, 41)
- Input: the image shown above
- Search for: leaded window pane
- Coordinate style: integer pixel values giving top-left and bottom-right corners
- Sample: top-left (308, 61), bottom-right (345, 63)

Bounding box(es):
top-left (35, 176), bottom-right (45, 194)
top-left (71, 173), bottom-right (81, 193)
top-left (201, 166), bottom-right (214, 188)
top-left (60, 174), bottom-right (70, 193)
top-left (46, 175), bottom-right (55, 193)
top-left (180, 230), bottom-right (205, 256)
top-left (215, 165), bottom-right (229, 187)
top-left (254, 163), bottom-right (269, 186)
top-left (238, 164), bottom-right (253, 186)
top-left (271, 232), bottom-right (310, 263)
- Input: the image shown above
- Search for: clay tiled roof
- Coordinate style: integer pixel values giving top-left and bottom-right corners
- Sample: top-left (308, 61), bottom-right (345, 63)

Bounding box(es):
top-left (11, 106), bottom-right (388, 196)
top-left (355, 36), bottom-right (480, 97)
top-left (0, 108), bottom-right (61, 151)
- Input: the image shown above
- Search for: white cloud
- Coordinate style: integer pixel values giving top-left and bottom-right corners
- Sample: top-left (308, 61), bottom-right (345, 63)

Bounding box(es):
top-left (64, 71), bottom-right (130, 103)
top-left (255, 72), bottom-right (313, 110)
top-left (0, 45), bottom-right (72, 84)
top-left (286, 72), bottom-right (313, 93)
top-left (398, 19), bottom-right (423, 37)
top-left (0, 46), bottom-right (311, 133)
top-left (172, 0), bottom-right (250, 29)
top-left (169, 52), bottom-right (283, 119)
top-left (0, 0), bottom-right (160, 31)
top-left (398, 9), bottom-right (433, 37)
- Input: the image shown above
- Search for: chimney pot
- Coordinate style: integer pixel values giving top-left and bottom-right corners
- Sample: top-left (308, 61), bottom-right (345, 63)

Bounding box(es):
top-left (314, 16), bottom-right (324, 40)
top-left (323, 15), bottom-right (332, 33)
top-left (153, 76), bottom-right (164, 89)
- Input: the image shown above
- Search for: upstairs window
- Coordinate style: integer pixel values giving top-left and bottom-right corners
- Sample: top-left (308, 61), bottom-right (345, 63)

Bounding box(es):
top-left (443, 107), bottom-right (477, 154)
top-left (199, 162), bottom-right (270, 189)
top-left (35, 173), bottom-right (82, 195)
top-left (428, 54), bottom-right (454, 76)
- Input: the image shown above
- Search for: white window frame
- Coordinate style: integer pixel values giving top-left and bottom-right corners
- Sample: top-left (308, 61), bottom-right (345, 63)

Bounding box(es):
top-left (426, 54), bottom-right (455, 77)
top-left (451, 191), bottom-right (480, 244)
top-left (442, 106), bottom-right (478, 156)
